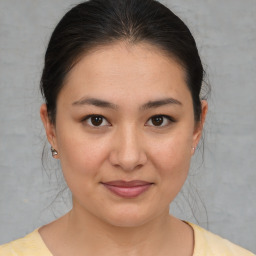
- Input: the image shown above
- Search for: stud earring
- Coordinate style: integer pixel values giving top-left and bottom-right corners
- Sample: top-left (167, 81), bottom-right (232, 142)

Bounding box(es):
top-left (51, 146), bottom-right (58, 157)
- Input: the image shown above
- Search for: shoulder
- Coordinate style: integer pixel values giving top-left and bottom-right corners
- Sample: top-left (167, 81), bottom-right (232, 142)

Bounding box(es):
top-left (0, 229), bottom-right (52, 256)
top-left (188, 222), bottom-right (255, 256)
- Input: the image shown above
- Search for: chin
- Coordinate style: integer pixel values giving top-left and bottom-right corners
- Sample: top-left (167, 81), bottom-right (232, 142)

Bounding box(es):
top-left (99, 206), bottom-right (157, 228)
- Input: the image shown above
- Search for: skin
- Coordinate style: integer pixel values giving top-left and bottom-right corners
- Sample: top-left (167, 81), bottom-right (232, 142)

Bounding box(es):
top-left (40, 41), bottom-right (207, 256)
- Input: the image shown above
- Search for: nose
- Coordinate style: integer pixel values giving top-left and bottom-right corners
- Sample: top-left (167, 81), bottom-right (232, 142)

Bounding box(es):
top-left (109, 125), bottom-right (147, 172)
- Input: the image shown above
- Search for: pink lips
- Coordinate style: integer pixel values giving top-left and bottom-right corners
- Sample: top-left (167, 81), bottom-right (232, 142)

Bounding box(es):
top-left (101, 180), bottom-right (153, 198)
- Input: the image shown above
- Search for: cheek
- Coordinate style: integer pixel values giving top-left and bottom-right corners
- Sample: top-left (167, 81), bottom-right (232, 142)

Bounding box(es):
top-left (56, 129), bottom-right (111, 180)
top-left (149, 130), bottom-right (193, 178)
top-left (56, 132), bottom-right (112, 205)
top-left (148, 133), bottom-right (193, 204)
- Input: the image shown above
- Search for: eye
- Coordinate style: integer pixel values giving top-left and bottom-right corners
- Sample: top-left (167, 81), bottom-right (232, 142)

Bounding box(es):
top-left (146, 115), bottom-right (174, 127)
top-left (82, 115), bottom-right (110, 127)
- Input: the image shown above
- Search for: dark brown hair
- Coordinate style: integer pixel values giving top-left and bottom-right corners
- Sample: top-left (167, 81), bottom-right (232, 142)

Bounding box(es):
top-left (40, 0), bottom-right (207, 124)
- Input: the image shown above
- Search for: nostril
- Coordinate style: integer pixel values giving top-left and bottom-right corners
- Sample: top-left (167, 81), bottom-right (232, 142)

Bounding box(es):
top-left (108, 129), bottom-right (147, 171)
top-left (109, 149), bottom-right (147, 172)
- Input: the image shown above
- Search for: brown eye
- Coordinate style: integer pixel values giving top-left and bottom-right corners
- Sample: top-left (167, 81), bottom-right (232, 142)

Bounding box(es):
top-left (151, 116), bottom-right (164, 126)
top-left (83, 115), bottom-right (110, 127)
top-left (146, 115), bottom-right (174, 127)
top-left (91, 116), bottom-right (103, 126)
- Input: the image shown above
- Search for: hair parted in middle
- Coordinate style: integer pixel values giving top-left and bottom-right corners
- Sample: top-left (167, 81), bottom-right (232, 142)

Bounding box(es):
top-left (40, 0), bottom-right (206, 124)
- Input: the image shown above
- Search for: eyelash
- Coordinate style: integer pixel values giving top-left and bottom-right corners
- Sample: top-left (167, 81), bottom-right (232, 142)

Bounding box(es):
top-left (146, 115), bottom-right (175, 127)
top-left (82, 114), bottom-right (110, 128)
top-left (81, 114), bottom-right (176, 128)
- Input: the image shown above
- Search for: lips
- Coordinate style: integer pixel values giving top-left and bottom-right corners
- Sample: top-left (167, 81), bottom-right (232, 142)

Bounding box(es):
top-left (101, 180), bottom-right (153, 198)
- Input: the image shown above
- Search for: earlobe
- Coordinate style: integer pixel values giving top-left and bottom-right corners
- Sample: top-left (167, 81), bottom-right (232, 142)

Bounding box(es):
top-left (40, 104), bottom-right (57, 149)
top-left (192, 100), bottom-right (208, 152)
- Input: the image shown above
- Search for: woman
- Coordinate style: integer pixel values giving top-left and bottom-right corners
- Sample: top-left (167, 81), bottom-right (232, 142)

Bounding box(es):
top-left (0, 0), bottom-right (254, 255)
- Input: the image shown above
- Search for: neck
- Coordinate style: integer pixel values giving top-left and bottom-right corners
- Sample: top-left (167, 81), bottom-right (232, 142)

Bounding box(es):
top-left (63, 203), bottom-right (177, 256)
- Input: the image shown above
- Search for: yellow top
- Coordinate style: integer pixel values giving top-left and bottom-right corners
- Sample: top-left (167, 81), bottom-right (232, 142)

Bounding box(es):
top-left (0, 222), bottom-right (255, 256)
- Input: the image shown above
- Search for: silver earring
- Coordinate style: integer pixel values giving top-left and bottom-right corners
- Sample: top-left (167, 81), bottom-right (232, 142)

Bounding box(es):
top-left (192, 147), bottom-right (196, 151)
top-left (51, 147), bottom-right (58, 157)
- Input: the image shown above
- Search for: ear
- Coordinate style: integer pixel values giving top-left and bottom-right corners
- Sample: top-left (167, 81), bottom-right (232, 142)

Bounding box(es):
top-left (192, 100), bottom-right (208, 154)
top-left (40, 104), bottom-right (58, 151)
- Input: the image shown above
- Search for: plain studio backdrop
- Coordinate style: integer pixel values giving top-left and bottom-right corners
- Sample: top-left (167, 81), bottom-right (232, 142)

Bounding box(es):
top-left (0, 0), bottom-right (255, 253)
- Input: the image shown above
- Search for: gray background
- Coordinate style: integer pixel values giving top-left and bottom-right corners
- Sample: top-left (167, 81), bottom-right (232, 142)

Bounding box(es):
top-left (0, 0), bottom-right (255, 253)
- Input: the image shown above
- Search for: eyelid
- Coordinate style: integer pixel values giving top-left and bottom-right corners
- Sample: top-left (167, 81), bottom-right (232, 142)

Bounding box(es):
top-left (145, 114), bottom-right (176, 127)
top-left (81, 114), bottom-right (175, 128)
top-left (82, 114), bottom-right (111, 127)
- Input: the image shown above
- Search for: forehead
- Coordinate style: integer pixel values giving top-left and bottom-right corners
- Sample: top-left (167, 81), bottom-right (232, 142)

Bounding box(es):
top-left (60, 41), bottom-right (191, 105)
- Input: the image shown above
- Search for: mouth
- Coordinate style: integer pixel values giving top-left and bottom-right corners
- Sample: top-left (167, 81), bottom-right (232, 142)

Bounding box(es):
top-left (101, 180), bottom-right (154, 198)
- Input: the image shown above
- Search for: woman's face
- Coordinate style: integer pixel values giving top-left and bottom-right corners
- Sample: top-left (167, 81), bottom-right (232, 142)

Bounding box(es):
top-left (41, 42), bottom-right (207, 227)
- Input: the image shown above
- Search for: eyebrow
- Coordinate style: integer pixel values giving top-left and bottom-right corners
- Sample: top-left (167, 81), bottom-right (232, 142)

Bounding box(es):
top-left (140, 98), bottom-right (182, 110)
top-left (72, 97), bottom-right (118, 109)
top-left (72, 97), bottom-right (182, 110)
